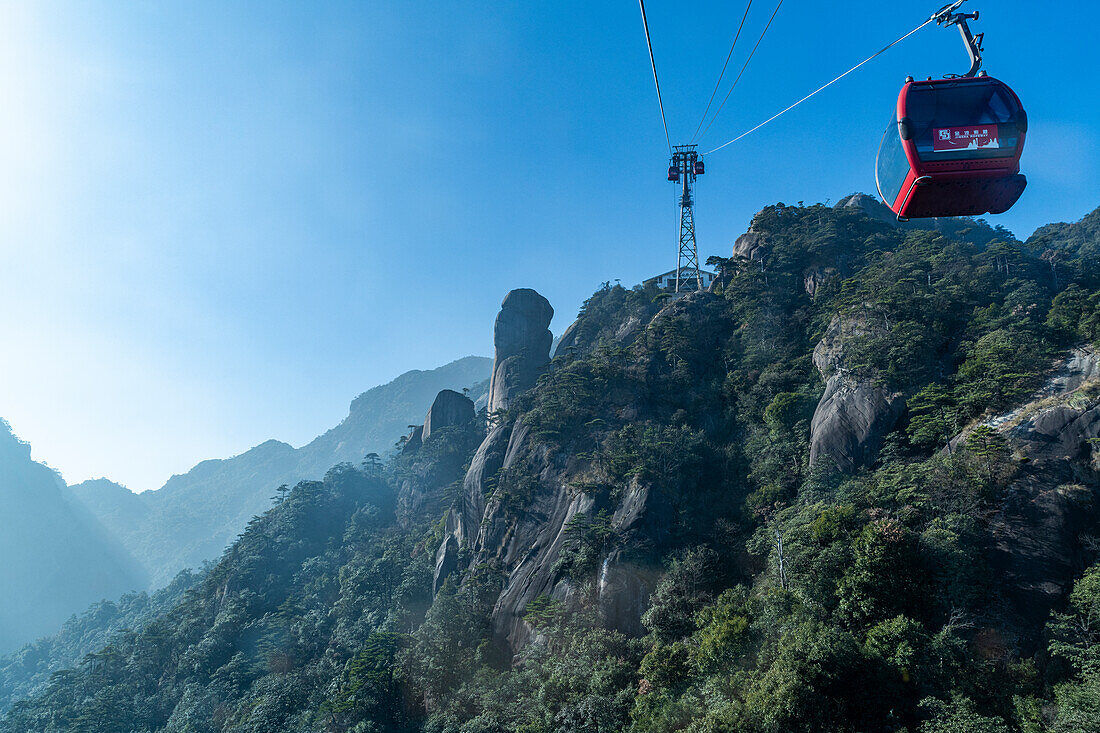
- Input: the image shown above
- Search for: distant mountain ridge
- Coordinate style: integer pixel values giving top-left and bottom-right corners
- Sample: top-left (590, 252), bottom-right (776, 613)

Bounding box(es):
top-left (71, 355), bottom-right (491, 588)
top-left (0, 421), bottom-right (144, 655)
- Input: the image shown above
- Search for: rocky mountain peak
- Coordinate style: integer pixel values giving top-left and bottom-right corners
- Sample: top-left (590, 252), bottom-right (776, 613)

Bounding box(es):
top-left (834, 192), bottom-right (898, 223)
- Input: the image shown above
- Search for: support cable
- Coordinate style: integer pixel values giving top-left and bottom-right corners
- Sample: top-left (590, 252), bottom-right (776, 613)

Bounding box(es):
top-left (691, 0), bottom-right (754, 143)
top-left (705, 15), bottom-right (936, 155)
top-left (696, 0), bottom-right (784, 144)
top-left (638, 0), bottom-right (672, 153)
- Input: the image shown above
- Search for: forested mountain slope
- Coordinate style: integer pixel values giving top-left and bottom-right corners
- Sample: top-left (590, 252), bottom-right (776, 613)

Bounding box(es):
top-left (0, 570), bottom-right (199, 713)
top-left (71, 356), bottom-right (491, 588)
top-left (5, 198), bottom-right (1100, 732)
top-left (0, 422), bottom-right (144, 655)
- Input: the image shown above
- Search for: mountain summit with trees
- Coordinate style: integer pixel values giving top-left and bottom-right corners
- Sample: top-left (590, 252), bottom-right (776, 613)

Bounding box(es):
top-left (3, 196), bottom-right (1100, 732)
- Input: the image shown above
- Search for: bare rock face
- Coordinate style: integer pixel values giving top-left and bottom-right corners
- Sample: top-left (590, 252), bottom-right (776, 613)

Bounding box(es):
top-left (986, 468), bottom-right (1095, 636)
top-left (433, 419), bottom-right (513, 595)
top-left (809, 316), bottom-right (906, 471)
top-left (473, 428), bottom-right (671, 653)
top-left (434, 417), bottom-right (674, 656)
top-left (733, 230), bottom-right (767, 260)
top-left (554, 319), bottom-right (580, 357)
top-left (401, 425), bottom-right (423, 455)
top-left (803, 266), bottom-right (840, 298)
top-left (978, 351), bottom-right (1100, 637)
top-left (1049, 346), bottom-right (1100, 394)
top-left (999, 347), bottom-right (1100, 465)
top-left (422, 389), bottom-right (475, 441)
top-left (433, 289), bottom-right (716, 657)
top-left (396, 391), bottom-right (483, 528)
top-left (487, 289), bottom-right (554, 415)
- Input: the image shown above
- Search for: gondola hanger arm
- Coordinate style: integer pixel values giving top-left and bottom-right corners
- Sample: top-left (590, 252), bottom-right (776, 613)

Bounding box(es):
top-left (932, 1), bottom-right (984, 76)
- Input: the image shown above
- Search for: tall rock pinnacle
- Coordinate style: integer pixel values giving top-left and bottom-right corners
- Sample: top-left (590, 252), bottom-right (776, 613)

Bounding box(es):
top-left (487, 288), bottom-right (554, 415)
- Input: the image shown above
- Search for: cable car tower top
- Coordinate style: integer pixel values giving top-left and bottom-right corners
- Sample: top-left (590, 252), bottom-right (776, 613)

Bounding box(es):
top-left (667, 145), bottom-right (705, 292)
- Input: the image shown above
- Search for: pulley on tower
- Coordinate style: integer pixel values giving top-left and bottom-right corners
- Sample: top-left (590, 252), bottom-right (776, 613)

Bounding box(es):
top-left (668, 145), bottom-right (705, 292)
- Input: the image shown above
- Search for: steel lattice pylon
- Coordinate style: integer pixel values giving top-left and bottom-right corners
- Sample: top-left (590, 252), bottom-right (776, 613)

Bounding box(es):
top-left (669, 144), bottom-right (704, 292)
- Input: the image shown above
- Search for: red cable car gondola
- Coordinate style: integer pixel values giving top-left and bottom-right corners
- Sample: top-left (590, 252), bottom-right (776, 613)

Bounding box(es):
top-left (876, 4), bottom-right (1027, 220)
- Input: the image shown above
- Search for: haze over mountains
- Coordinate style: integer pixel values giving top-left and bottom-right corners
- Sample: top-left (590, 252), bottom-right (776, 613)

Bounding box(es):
top-left (71, 355), bottom-right (491, 589)
top-left (0, 356), bottom-right (490, 653)
top-left (0, 422), bottom-right (143, 654)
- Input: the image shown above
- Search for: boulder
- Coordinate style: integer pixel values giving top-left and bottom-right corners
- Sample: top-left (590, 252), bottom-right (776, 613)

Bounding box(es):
top-left (422, 389), bottom-right (475, 441)
top-left (810, 377), bottom-right (906, 471)
top-left (487, 289), bottom-right (554, 414)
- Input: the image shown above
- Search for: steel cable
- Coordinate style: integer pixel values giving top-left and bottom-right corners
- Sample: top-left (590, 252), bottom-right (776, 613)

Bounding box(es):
top-left (705, 15), bottom-right (936, 155)
top-left (638, 0), bottom-right (672, 154)
top-left (696, 0), bottom-right (784, 144)
top-left (691, 0), bottom-right (754, 143)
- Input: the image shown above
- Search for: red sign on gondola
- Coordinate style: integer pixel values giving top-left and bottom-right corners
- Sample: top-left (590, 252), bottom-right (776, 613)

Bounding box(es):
top-left (932, 125), bottom-right (1001, 152)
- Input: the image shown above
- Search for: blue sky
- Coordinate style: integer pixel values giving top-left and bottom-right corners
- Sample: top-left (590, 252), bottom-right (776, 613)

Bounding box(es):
top-left (0, 0), bottom-right (1096, 491)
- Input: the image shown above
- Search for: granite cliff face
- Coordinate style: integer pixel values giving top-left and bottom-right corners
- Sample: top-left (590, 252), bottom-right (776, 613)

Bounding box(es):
top-left (396, 389), bottom-right (481, 527)
top-left (437, 288), bottom-right (559, 605)
top-left (436, 290), bottom-right (726, 654)
top-left (809, 315), bottom-right (907, 471)
top-left (422, 204), bottom-right (1100, 662)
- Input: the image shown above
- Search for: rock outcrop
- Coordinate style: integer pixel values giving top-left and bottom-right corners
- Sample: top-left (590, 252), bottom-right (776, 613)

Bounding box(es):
top-left (732, 230), bottom-right (767, 261)
top-left (434, 293), bottom-right (723, 655)
top-left (834, 192), bottom-right (899, 224)
top-left (976, 347), bottom-right (1100, 637)
top-left (401, 425), bottom-right (423, 455)
top-left (435, 289), bottom-right (553, 594)
top-left (422, 389), bottom-right (475, 441)
top-left (553, 320), bottom-right (580, 357)
top-left (487, 289), bottom-right (554, 415)
top-left (469, 425), bottom-right (671, 652)
top-left (809, 316), bottom-right (906, 471)
top-left (397, 391), bottom-right (482, 527)
top-left (433, 422), bottom-right (512, 594)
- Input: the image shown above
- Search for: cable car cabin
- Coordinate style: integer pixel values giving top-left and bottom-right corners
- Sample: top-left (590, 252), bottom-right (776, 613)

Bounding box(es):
top-left (876, 75), bottom-right (1027, 220)
top-left (668, 166), bottom-right (680, 182)
top-left (694, 160), bottom-right (705, 175)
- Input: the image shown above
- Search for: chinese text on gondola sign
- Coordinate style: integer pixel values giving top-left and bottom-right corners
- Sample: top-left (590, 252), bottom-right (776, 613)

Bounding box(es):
top-left (933, 125), bottom-right (1000, 152)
